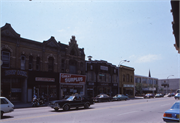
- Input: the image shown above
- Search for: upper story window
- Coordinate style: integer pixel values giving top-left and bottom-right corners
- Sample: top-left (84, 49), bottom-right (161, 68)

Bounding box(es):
top-left (70, 49), bottom-right (76, 55)
top-left (131, 76), bottom-right (133, 82)
top-left (61, 59), bottom-right (65, 72)
top-left (69, 60), bottom-right (77, 74)
top-left (90, 65), bottom-right (93, 70)
top-left (1, 50), bottom-right (10, 68)
top-left (123, 74), bottom-right (125, 82)
top-left (29, 55), bottom-right (33, 70)
top-left (48, 57), bottom-right (54, 72)
top-left (21, 55), bottom-right (26, 70)
top-left (126, 74), bottom-right (129, 82)
top-left (36, 57), bottom-right (40, 71)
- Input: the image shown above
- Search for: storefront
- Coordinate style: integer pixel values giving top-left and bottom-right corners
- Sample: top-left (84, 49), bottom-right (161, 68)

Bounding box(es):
top-left (59, 73), bottom-right (86, 99)
top-left (122, 84), bottom-right (134, 98)
top-left (96, 83), bottom-right (112, 96)
top-left (1, 69), bottom-right (28, 103)
top-left (28, 71), bottom-right (59, 102)
top-left (86, 82), bottom-right (96, 98)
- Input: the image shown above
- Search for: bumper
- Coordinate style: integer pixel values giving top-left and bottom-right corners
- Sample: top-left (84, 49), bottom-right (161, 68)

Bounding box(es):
top-left (163, 117), bottom-right (180, 122)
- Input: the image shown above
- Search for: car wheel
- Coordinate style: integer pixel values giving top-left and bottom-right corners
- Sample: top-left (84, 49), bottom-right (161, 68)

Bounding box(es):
top-left (1, 111), bottom-right (3, 118)
top-left (125, 98), bottom-right (127, 101)
top-left (63, 104), bottom-right (70, 111)
top-left (54, 108), bottom-right (59, 111)
top-left (84, 103), bottom-right (90, 109)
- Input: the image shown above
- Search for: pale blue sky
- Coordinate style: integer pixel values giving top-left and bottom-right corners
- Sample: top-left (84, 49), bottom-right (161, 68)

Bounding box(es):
top-left (1, 0), bottom-right (179, 79)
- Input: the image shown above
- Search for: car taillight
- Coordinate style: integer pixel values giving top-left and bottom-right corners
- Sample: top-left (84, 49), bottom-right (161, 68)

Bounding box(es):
top-left (163, 113), bottom-right (172, 117)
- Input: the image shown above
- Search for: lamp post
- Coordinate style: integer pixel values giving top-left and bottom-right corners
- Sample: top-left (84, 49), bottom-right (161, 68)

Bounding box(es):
top-left (118, 60), bottom-right (130, 94)
top-left (166, 75), bottom-right (174, 94)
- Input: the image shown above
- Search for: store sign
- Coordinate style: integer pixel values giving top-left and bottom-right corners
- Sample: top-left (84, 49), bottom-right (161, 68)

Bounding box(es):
top-left (35, 77), bottom-right (55, 82)
top-left (100, 66), bottom-right (108, 71)
top-left (60, 73), bottom-right (86, 84)
top-left (5, 70), bottom-right (27, 77)
top-left (113, 84), bottom-right (118, 86)
top-left (123, 84), bottom-right (134, 87)
top-left (88, 82), bottom-right (94, 85)
top-left (11, 88), bottom-right (21, 92)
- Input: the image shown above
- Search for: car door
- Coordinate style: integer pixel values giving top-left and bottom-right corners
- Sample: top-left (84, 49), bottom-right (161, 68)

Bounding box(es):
top-left (71, 96), bottom-right (82, 107)
top-left (1, 98), bottom-right (11, 113)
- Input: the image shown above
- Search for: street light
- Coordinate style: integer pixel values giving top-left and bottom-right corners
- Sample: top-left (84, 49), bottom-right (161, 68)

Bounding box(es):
top-left (166, 75), bottom-right (174, 94)
top-left (118, 60), bottom-right (130, 94)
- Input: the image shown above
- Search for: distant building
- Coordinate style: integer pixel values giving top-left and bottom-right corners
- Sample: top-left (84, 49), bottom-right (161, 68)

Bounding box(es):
top-left (134, 75), bottom-right (158, 95)
top-left (158, 78), bottom-right (180, 94)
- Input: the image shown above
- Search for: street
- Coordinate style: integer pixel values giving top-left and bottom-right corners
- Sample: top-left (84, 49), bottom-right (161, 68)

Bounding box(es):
top-left (0, 97), bottom-right (177, 123)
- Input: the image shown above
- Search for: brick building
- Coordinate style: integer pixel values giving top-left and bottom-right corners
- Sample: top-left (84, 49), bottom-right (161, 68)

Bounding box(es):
top-left (119, 65), bottom-right (135, 98)
top-left (1, 23), bottom-right (86, 103)
top-left (86, 59), bottom-right (118, 98)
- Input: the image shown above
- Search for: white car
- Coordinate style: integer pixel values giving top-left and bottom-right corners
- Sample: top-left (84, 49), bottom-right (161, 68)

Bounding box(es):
top-left (0, 97), bottom-right (14, 118)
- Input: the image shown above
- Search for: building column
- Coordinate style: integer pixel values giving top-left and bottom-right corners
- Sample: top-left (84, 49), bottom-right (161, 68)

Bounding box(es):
top-left (22, 78), bottom-right (27, 103)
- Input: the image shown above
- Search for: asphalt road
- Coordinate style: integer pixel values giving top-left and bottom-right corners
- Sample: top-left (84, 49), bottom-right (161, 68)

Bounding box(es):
top-left (0, 97), bottom-right (177, 123)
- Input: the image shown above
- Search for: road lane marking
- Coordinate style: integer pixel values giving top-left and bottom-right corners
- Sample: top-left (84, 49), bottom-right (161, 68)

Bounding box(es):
top-left (118, 111), bottom-right (138, 116)
top-left (161, 103), bottom-right (170, 106)
top-left (0, 98), bottom-right (174, 122)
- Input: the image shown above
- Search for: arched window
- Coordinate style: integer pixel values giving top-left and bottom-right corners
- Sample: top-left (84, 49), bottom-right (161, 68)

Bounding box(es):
top-left (69, 60), bottom-right (77, 74)
top-left (70, 49), bottom-right (76, 56)
top-left (1, 50), bottom-right (10, 68)
top-left (48, 57), bottom-right (54, 72)
top-left (36, 57), bottom-right (40, 71)
top-left (21, 55), bottom-right (26, 70)
top-left (29, 55), bottom-right (33, 70)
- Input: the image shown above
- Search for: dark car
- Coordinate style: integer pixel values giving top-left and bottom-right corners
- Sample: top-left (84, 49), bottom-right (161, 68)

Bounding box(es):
top-left (168, 93), bottom-right (175, 97)
top-left (144, 93), bottom-right (154, 98)
top-left (154, 93), bottom-right (164, 98)
top-left (163, 101), bottom-right (180, 122)
top-left (49, 95), bottom-right (94, 111)
top-left (93, 94), bottom-right (112, 102)
top-left (112, 94), bottom-right (129, 101)
top-left (174, 93), bottom-right (180, 100)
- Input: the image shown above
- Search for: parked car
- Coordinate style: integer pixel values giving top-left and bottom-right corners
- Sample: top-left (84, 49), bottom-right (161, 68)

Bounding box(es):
top-left (163, 101), bottom-right (180, 122)
top-left (144, 93), bottom-right (154, 98)
top-left (174, 93), bottom-right (180, 100)
top-left (154, 93), bottom-right (164, 98)
top-left (112, 94), bottom-right (129, 101)
top-left (93, 94), bottom-right (112, 102)
top-left (49, 95), bottom-right (94, 111)
top-left (168, 93), bottom-right (175, 97)
top-left (0, 97), bottom-right (14, 118)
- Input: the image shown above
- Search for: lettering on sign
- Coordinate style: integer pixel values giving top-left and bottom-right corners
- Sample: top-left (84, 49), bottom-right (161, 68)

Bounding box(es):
top-left (60, 73), bottom-right (86, 84)
top-left (35, 77), bottom-right (55, 82)
top-left (5, 70), bottom-right (27, 77)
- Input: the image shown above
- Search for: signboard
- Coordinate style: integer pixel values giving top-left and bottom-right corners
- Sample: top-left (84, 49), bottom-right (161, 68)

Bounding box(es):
top-left (100, 66), bottom-right (108, 71)
top-left (60, 73), bottom-right (86, 84)
top-left (11, 88), bottom-right (22, 92)
top-left (123, 84), bottom-right (134, 87)
top-left (4, 70), bottom-right (27, 77)
top-left (35, 77), bottom-right (55, 82)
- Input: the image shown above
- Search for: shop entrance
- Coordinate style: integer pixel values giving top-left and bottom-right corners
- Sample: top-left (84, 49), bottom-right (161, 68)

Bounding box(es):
top-left (1, 78), bottom-right (23, 102)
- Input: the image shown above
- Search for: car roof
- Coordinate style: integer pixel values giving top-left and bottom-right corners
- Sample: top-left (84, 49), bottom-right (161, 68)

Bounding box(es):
top-left (0, 97), bottom-right (6, 98)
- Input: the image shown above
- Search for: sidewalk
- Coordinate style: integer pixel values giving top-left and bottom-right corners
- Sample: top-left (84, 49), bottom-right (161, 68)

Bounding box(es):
top-left (13, 102), bottom-right (49, 109)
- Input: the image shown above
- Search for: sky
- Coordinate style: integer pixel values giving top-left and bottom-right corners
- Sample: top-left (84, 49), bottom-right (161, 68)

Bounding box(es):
top-left (0, 0), bottom-right (179, 79)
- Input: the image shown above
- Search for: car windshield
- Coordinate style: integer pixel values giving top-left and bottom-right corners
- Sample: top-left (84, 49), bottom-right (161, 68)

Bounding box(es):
top-left (66, 96), bottom-right (75, 101)
top-left (171, 102), bottom-right (180, 109)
